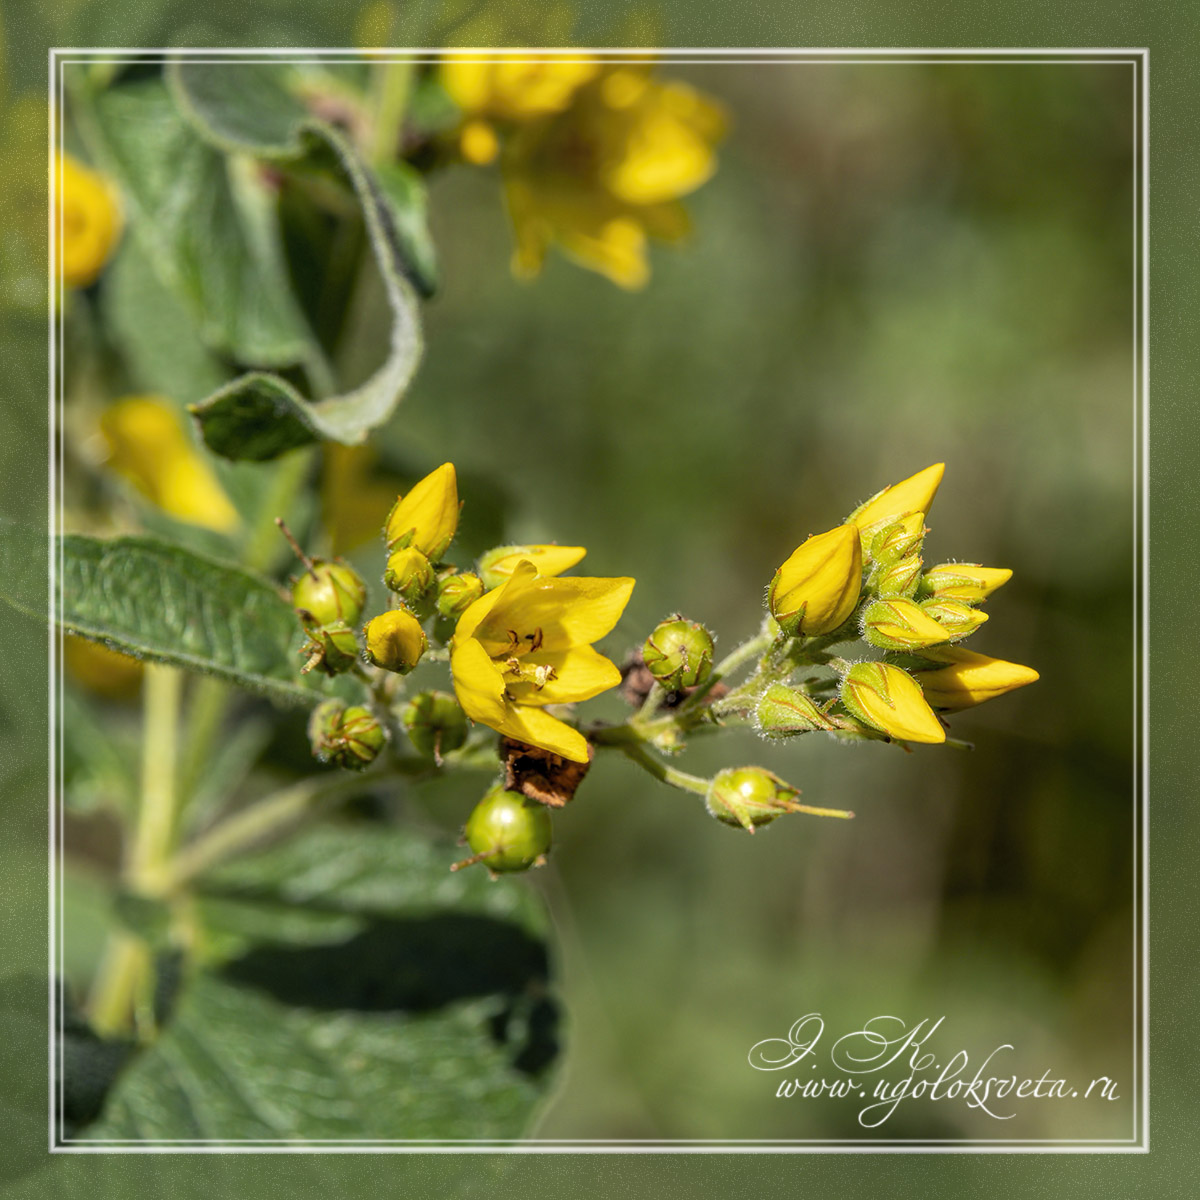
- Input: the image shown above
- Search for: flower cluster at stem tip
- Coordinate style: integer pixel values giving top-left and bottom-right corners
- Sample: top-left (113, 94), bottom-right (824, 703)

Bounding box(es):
top-left (284, 461), bottom-right (1038, 873)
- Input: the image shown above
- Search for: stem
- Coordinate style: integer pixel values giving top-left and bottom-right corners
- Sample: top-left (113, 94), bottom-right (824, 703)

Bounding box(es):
top-left (242, 448), bottom-right (317, 573)
top-left (87, 935), bottom-right (148, 1039)
top-left (367, 58), bottom-right (415, 166)
top-left (620, 741), bottom-right (711, 797)
top-left (676, 626), bottom-right (775, 713)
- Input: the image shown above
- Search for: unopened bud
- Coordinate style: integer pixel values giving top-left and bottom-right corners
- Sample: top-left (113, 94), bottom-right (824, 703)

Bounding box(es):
top-left (383, 545), bottom-right (434, 607)
top-left (291, 559), bottom-right (367, 630)
top-left (871, 554), bottom-right (923, 599)
top-left (364, 608), bottom-right (427, 674)
top-left (768, 524), bottom-right (863, 637)
top-left (300, 621), bottom-right (360, 676)
top-left (911, 646), bottom-right (1039, 710)
top-left (839, 661), bottom-right (945, 744)
top-left (402, 690), bottom-right (468, 760)
top-left (642, 615), bottom-right (714, 690)
top-left (870, 513), bottom-right (926, 564)
top-left (918, 563), bottom-right (1013, 605)
top-left (456, 786), bottom-right (553, 874)
top-left (308, 700), bottom-right (385, 770)
top-left (862, 597), bottom-right (951, 651)
top-left (848, 464), bottom-right (944, 548)
top-left (435, 572), bottom-right (485, 620)
top-left (919, 597), bottom-right (988, 640)
top-left (755, 682), bottom-right (838, 737)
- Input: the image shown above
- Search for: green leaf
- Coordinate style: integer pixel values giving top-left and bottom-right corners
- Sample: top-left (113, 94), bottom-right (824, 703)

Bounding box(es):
top-left (75, 74), bottom-right (316, 370)
top-left (52, 534), bottom-right (335, 706)
top-left (375, 160), bottom-right (439, 297)
top-left (80, 828), bottom-right (560, 1140)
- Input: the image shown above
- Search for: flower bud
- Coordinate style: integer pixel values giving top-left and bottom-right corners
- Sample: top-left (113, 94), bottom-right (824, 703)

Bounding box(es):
top-left (642, 615), bottom-right (714, 690)
top-left (478, 543), bottom-right (586, 590)
top-left (291, 559), bottom-right (367, 630)
top-left (919, 597), bottom-right (988, 640)
top-left (769, 524), bottom-right (862, 637)
top-left (839, 661), bottom-right (945, 744)
top-left (308, 700), bottom-right (385, 770)
top-left (919, 563), bottom-right (1013, 604)
top-left (457, 786), bottom-right (553, 874)
top-left (364, 608), bottom-right (427, 674)
top-left (870, 513), bottom-right (926, 565)
top-left (401, 690), bottom-right (469, 760)
top-left (911, 646), bottom-right (1039, 710)
top-left (385, 463), bottom-right (460, 558)
top-left (300, 621), bottom-right (360, 676)
top-left (862, 597), bottom-right (952, 651)
top-left (383, 546), bottom-right (434, 607)
top-left (848, 464), bottom-right (944, 547)
top-left (871, 554), bottom-right (923, 599)
top-left (435, 572), bottom-right (485, 620)
top-left (706, 766), bottom-right (800, 832)
top-left (755, 683), bottom-right (838, 737)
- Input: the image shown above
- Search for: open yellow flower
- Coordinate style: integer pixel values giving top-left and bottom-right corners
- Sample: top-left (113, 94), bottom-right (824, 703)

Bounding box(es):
top-left (768, 523), bottom-right (862, 636)
top-left (56, 152), bottom-right (122, 287)
top-left (450, 559), bottom-right (634, 762)
top-left (478, 543), bottom-right (587, 589)
top-left (100, 396), bottom-right (237, 532)
top-left (912, 646), bottom-right (1039, 710)
top-left (442, 55), bottom-right (600, 122)
top-left (385, 463), bottom-right (460, 558)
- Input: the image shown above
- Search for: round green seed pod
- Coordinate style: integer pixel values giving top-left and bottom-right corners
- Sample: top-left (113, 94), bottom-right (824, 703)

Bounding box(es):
top-left (706, 766), bottom-right (798, 832)
top-left (292, 559), bottom-right (367, 629)
top-left (402, 691), bottom-right (469, 759)
top-left (642, 615), bottom-right (715, 690)
top-left (463, 787), bottom-right (552, 873)
top-left (331, 705), bottom-right (385, 770)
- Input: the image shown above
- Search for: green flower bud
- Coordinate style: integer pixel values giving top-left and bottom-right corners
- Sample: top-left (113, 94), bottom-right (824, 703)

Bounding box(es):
top-left (870, 513), bottom-right (926, 565)
top-left (457, 786), bottom-right (553, 873)
top-left (436, 572), bottom-right (485, 620)
top-left (918, 597), bottom-right (988, 640)
top-left (861, 597), bottom-right (951, 651)
top-left (308, 700), bottom-right (385, 770)
top-left (402, 690), bottom-right (469, 760)
top-left (300, 621), bottom-right (360, 676)
top-left (642, 615), bottom-right (715, 690)
top-left (706, 766), bottom-right (800, 833)
top-left (918, 563), bottom-right (1013, 604)
top-left (364, 609), bottom-right (427, 674)
top-left (870, 554), bottom-right (923, 599)
top-left (755, 682), bottom-right (838, 737)
top-left (291, 559), bottom-right (367, 630)
top-left (383, 546), bottom-right (434, 607)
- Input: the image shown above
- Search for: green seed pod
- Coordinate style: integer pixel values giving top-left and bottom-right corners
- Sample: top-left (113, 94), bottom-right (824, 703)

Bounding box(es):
top-left (300, 621), bottom-right (360, 676)
top-left (436, 572), bottom-right (485, 620)
top-left (382, 546), bottom-right (435, 608)
top-left (402, 690), bottom-right (469, 759)
top-left (292, 559), bottom-right (367, 630)
top-left (642, 615), bottom-right (715, 690)
top-left (755, 683), bottom-right (838, 737)
top-left (307, 699), bottom-right (346, 761)
top-left (331, 705), bottom-right (386, 770)
top-left (459, 787), bottom-right (553, 873)
top-left (706, 766), bottom-right (801, 832)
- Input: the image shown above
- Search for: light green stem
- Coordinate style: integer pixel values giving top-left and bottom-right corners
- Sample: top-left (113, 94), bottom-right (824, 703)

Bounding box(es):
top-left (367, 58), bottom-right (415, 166)
top-left (620, 742), bottom-right (711, 797)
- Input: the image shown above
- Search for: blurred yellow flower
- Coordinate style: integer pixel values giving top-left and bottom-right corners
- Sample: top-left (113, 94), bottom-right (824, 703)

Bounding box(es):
top-left (56, 152), bottom-right (122, 287)
top-left (443, 54), bottom-right (725, 289)
top-left (322, 444), bottom-right (405, 555)
top-left (385, 463), bottom-right (460, 559)
top-left (450, 558), bottom-right (634, 762)
top-left (100, 397), bottom-right (237, 533)
top-left (912, 646), bottom-right (1039, 711)
top-left (768, 524), bottom-right (862, 636)
top-left (63, 635), bottom-right (143, 700)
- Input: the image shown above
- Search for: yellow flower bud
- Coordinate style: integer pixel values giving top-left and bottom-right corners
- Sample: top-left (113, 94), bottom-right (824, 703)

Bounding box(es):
top-left (768, 524), bottom-right (862, 637)
top-left (871, 513), bottom-right (926, 564)
top-left (460, 119), bottom-right (500, 165)
top-left (849, 464), bottom-right (945, 547)
top-left (840, 662), bottom-right (945, 744)
top-left (364, 608), bottom-right (427, 674)
top-left (385, 463), bottom-right (459, 559)
top-left (911, 646), bottom-right (1039, 711)
top-left (919, 597), bottom-right (988, 640)
top-left (383, 546), bottom-right (434, 607)
top-left (861, 597), bottom-right (951, 651)
top-left (56, 152), bottom-right (122, 287)
top-left (919, 563), bottom-right (1013, 604)
top-left (871, 555), bottom-right (923, 599)
top-left (478, 544), bottom-right (586, 590)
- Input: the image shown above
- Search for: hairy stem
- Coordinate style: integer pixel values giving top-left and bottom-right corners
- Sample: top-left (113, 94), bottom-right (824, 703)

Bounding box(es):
top-left (620, 741), bottom-right (711, 797)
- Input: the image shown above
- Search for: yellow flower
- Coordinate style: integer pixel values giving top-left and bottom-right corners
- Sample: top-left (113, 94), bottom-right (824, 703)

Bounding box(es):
top-left (920, 563), bottom-right (1013, 604)
top-left (861, 597), bottom-right (952, 651)
top-left (450, 559), bottom-right (634, 762)
top-left (768, 524), bottom-right (862, 636)
top-left (447, 58), bottom-right (725, 289)
top-left (849, 464), bottom-right (945, 546)
top-left (99, 396), bottom-right (238, 532)
top-left (63, 635), bottom-right (143, 700)
top-left (364, 608), bottom-right (427, 674)
top-left (56, 152), bottom-right (122, 287)
top-left (322, 443), bottom-right (406, 555)
top-left (912, 646), bottom-right (1039, 711)
top-left (840, 662), bottom-right (945, 745)
top-left (478, 543), bottom-right (587, 590)
top-left (385, 463), bottom-right (460, 558)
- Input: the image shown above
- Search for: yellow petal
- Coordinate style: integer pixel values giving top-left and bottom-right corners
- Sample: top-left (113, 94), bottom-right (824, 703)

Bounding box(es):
top-left (504, 645), bottom-right (622, 707)
top-left (385, 463), bottom-right (459, 557)
top-left (493, 703), bottom-right (591, 763)
top-left (478, 543), bottom-right (587, 590)
top-left (850, 464), bottom-right (945, 539)
top-left (450, 638), bottom-right (508, 727)
top-left (921, 564), bottom-right (1013, 603)
top-left (769, 524), bottom-right (862, 636)
top-left (100, 396), bottom-right (237, 533)
top-left (57, 152), bottom-right (122, 287)
top-left (914, 646), bottom-right (1039, 710)
top-left (863, 598), bottom-right (952, 650)
top-left (842, 662), bottom-right (945, 744)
